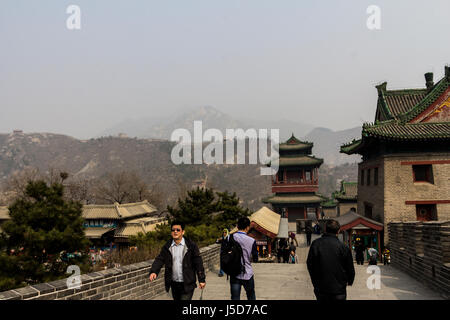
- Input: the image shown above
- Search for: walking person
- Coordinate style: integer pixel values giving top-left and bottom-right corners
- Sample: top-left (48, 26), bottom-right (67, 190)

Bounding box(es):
top-left (278, 238), bottom-right (289, 263)
top-left (289, 231), bottom-right (298, 246)
top-left (229, 217), bottom-right (258, 300)
top-left (288, 250), bottom-right (299, 264)
top-left (368, 246), bottom-right (378, 265)
top-left (355, 238), bottom-right (365, 265)
top-left (216, 228), bottom-right (230, 277)
top-left (289, 239), bottom-right (296, 253)
top-left (382, 247), bottom-right (391, 265)
top-left (305, 225), bottom-right (313, 246)
top-left (282, 241), bottom-right (290, 263)
top-left (276, 240), bottom-right (283, 263)
top-left (307, 219), bottom-right (355, 301)
top-left (148, 221), bottom-right (206, 300)
top-left (313, 223), bottom-right (321, 235)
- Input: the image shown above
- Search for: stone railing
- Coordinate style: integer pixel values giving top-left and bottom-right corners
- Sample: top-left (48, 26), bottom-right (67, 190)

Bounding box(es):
top-left (0, 243), bottom-right (220, 300)
top-left (388, 221), bottom-right (450, 298)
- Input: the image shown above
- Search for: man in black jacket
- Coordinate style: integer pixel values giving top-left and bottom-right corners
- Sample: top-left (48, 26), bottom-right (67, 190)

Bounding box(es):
top-left (306, 219), bottom-right (355, 301)
top-left (149, 221), bottom-right (206, 300)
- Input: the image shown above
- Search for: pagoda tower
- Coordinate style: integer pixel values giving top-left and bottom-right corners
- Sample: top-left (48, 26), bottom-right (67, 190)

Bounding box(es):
top-left (263, 134), bottom-right (324, 232)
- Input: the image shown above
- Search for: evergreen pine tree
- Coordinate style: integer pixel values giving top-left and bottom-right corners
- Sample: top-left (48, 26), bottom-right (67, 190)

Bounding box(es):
top-left (167, 187), bottom-right (216, 226)
top-left (214, 191), bottom-right (251, 229)
top-left (0, 180), bottom-right (90, 290)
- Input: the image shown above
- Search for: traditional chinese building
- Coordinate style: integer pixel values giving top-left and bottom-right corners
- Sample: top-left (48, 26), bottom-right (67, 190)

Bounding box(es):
top-left (341, 67), bottom-right (450, 243)
top-left (231, 206), bottom-right (288, 261)
top-left (334, 209), bottom-right (384, 259)
top-left (83, 200), bottom-right (165, 248)
top-left (321, 199), bottom-right (338, 218)
top-left (263, 134), bottom-right (324, 232)
top-left (334, 181), bottom-right (358, 216)
top-left (0, 201), bottom-right (165, 248)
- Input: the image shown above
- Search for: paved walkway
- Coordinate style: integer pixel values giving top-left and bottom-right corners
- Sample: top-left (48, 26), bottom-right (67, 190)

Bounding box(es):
top-left (152, 234), bottom-right (443, 300)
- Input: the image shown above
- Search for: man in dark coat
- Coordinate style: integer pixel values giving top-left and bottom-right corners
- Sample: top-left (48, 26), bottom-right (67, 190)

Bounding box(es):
top-left (149, 221), bottom-right (206, 300)
top-left (307, 219), bottom-right (355, 301)
top-left (216, 228), bottom-right (230, 277)
top-left (305, 225), bottom-right (313, 246)
top-left (355, 238), bottom-right (365, 265)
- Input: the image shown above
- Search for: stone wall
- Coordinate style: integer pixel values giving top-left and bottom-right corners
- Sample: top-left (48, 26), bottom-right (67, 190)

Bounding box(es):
top-left (0, 244), bottom-right (220, 300)
top-left (388, 221), bottom-right (450, 298)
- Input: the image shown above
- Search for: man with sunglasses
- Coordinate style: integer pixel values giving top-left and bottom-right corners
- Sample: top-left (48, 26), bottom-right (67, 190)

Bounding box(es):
top-left (149, 221), bottom-right (206, 300)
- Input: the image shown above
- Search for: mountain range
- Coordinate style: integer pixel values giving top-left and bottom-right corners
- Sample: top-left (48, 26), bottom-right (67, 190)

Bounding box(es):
top-left (0, 131), bottom-right (358, 210)
top-left (99, 105), bottom-right (361, 165)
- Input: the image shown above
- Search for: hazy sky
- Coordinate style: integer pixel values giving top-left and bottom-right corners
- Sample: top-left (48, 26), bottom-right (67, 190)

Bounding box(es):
top-left (1, 0), bottom-right (450, 139)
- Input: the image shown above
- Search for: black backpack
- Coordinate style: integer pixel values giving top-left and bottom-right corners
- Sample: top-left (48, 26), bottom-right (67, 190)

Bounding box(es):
top-left (220, 234), bottom-right (245, 277)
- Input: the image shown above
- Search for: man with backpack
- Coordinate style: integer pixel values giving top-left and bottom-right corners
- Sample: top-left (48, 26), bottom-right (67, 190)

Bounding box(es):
top-left (221, 217), bottom-right (258, 300)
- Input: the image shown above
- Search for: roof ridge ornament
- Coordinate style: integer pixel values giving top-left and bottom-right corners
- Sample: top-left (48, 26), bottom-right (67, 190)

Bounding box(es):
top-left (114, 202), bottom-right (122, 218)
top-left (425, 72), bottom-right (434, 90)
top-left (376, 82), bottom-right (387, 97)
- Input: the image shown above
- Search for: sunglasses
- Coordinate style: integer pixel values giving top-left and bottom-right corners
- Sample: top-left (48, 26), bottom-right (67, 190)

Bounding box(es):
top-left (171, 228), bottom-right (182, 232)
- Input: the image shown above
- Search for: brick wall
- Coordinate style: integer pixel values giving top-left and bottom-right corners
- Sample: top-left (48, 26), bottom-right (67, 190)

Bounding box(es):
top-left (358, 152), bottom-right (450, 244)
top-left (384, 153), bottom-right (450, 220)
top-left (388, 221), bottom-right (450, 299)
top-left (337, 202), bottom-right (357, 216)
top-left (357, 158), bottom-right (384, 226)
top-left (322, 207), bottom-right (337, 218)
top-left (0, 244), bottom-right (220, 300)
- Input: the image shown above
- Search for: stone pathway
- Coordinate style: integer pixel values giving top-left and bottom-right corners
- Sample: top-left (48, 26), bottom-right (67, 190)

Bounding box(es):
top-left (152, 234), bottom-right (443, 300)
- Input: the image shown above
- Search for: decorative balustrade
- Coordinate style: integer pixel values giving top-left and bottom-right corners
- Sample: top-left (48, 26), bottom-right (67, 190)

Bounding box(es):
top-left (271, 180), bottom-right (318, 185)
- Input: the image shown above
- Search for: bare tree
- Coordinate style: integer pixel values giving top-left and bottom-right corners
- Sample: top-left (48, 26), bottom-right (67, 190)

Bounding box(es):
top-left (92, 170), bottom-right (164, 207)
top-left (64, 176), bottom-right (96, 204)
top-left (93, 171), bottom-right (132, 204)
top-left (3, 166), bottom-right (42, 198)
top-left (145, 183), bottom-right (164, 209)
